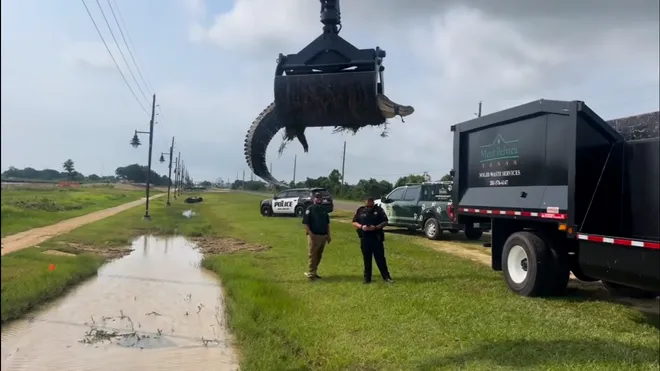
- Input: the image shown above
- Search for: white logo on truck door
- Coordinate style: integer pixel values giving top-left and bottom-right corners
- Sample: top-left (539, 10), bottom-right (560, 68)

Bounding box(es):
top-left (273, 198), bottom-right (298, 214)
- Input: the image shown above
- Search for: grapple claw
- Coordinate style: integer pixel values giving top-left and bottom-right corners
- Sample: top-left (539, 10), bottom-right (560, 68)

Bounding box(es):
top-left (245, 0), bottom-right (414, 186)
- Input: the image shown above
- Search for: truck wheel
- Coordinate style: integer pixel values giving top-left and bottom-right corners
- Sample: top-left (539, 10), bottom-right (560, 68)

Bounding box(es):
top-left (502, 231), bottom-right (553, 297)
top-left (424, 218), bottom-right (442, 240)
top-left (464, 228), bottom-right (483, 240)
top-left (261, 205), bottom-right (273, 217)
top-left (602, 281), bottom-right (659, 299)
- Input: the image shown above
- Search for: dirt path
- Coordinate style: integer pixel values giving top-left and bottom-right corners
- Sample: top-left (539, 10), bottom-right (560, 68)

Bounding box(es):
top-left (1, 194), bottom-right (165, 256)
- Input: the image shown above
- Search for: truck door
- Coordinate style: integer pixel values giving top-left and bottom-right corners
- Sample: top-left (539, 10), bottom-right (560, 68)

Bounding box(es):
top-left (381, 187), bottom-right (406, 224)
top-left (399, 185), bottom-right (421, 225)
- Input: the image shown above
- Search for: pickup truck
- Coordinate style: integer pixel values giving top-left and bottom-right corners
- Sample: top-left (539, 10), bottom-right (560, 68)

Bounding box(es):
top-left (450, 99), bottom-right (659, 298)
top-left (376, 181), bottom-right (491, 240)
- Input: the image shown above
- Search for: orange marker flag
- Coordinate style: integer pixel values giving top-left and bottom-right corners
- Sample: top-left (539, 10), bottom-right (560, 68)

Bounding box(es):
top-left (48, 264), bottom-right (56, 271)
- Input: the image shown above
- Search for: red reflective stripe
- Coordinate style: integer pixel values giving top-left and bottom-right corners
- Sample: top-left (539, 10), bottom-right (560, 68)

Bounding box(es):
top-left (577, 233), bottom-right (660, 250)
top-left (458, 207), bottom-right (567, 220)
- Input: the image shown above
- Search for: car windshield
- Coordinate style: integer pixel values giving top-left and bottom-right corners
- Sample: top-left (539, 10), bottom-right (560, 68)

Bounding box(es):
top-left (312, 189), bottom-right (331, 197)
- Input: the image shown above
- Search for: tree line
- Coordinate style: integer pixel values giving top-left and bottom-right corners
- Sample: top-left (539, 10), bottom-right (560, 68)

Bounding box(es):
top-left (231, 170), bottom-right (453, 201)
top-left (1, 159), bottom-right (193, 187)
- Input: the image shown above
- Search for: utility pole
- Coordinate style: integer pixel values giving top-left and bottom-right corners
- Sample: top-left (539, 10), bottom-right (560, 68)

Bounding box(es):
top-left (477, 101), bottom-right (482, 117)
top-left (178, 160), bottom-right (182, 196)
top-left (173, 154), bottom-right (179, 199)
top-left (242, 169), bottom-right (245, 189)
top-left (178, 156), bottom-right (182, 195)
top-left (251, 171), bottom-right (254, 182)
top-left (293, 155), bottom-right (297, 184)
top-left (166, 137), bottom-right (174, 206)
top-left (181, 162), bottom-right (186, 193)
top-left (340, 141), bottom-right (346, 196)
top-left (144, 94), bottom-right (156, 220)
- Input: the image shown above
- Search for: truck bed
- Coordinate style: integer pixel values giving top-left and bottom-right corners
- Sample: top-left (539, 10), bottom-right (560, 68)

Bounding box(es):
top-left (451, 99), bottom-right (659, 242)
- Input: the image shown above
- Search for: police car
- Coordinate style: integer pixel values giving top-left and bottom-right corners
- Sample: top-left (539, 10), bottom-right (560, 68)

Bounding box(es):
top-left (260, 188), bottom-right (334, 217)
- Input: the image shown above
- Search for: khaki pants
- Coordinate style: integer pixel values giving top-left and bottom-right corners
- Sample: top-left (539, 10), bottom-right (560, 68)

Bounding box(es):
top-left (307, 234), bottom-right (327, 275)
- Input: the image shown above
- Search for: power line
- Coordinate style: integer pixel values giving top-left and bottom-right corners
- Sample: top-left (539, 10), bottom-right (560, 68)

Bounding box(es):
top-left (80, 0), bottom-right (148, 115)
top-left (106, 0), bottom-right (154, 96)
top-left (94, 0), bottom-right (150, 104)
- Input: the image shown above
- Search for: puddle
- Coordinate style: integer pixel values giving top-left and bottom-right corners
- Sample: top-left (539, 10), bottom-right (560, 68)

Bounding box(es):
top-left (1, 236), bottom-right (239, 371)
top-left (182, 210), bottom-right (196, 218)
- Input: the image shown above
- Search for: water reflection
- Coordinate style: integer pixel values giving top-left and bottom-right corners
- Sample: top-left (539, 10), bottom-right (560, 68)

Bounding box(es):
top-left (1, 236), bottom-right (238, 371)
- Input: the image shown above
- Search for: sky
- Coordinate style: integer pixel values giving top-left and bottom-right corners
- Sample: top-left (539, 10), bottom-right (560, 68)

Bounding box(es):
top-left (1, 0), bottom-right (658, 185)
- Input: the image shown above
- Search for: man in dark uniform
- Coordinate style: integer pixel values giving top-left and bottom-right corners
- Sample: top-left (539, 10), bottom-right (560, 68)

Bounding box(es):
top-left (302, 193), bottom-right (331, 281)
top-left (352, 197), bottom-right (393, 284)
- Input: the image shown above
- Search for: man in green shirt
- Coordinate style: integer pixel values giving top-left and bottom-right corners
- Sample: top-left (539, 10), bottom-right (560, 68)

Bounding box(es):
top-left (302, 193), bottom-right (331, 280)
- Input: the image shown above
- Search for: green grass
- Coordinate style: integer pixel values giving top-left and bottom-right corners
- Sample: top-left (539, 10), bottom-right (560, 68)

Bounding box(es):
top-left (197, 194), bottom-right (659, 371)
top-left (0, 186), bottom-right (156, 237)
top-left (1, 249), bottom-right (104, 322)
top-left (1, 192), bottom-right (658, 370)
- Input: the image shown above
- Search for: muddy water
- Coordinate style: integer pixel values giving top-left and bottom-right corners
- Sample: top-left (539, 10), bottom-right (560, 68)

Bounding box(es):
top-left (1, 236), bottom-right (239, 371)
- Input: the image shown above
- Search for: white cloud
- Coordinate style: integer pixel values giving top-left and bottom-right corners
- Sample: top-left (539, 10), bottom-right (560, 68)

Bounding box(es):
top-left (184, 0), bottom-right (658, 183)
top-left (2, 0), bottom-right (658, 184)
top-left (61, 41), bottom-right (115, 69)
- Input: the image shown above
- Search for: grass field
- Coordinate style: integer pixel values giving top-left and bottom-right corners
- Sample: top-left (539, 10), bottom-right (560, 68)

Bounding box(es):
top-left (0, 186), bottom-right (155, 237)
top-left (1, 192), bottom-right (658, 370)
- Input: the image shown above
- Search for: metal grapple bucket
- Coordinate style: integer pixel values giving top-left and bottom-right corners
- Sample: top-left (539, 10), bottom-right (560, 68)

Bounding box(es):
top-left (274, 70), bottom-right (384, 129)
top-left (244, 0), bottom-right (414, 186)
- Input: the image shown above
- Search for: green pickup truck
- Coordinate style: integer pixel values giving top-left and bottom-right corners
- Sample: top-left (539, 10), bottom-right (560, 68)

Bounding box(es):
top-left (375, 182), bottom-right (490, 240)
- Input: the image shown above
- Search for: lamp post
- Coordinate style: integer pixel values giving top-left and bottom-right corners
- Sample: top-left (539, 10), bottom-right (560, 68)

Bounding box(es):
top-left (131, 94), bottom-right (156, 220)
top-left (158, 136), bottom-right (175, 206)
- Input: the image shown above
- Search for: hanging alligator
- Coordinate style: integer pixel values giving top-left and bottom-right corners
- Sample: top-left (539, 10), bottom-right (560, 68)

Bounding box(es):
top-left (244, 0), bottom-right (415, 186)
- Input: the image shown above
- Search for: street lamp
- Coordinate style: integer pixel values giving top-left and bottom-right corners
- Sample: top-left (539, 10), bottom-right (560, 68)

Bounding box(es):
top-left (159, 136), bottom-right (175, 206)
top-left (130, 132), bottom-right (141, 148)
top-left (130, 94), bottom-right (156, 220)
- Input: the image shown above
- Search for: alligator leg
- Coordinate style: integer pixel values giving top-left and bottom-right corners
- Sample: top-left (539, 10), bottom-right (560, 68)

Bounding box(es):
top-left (295, 129), bottom-right (309, 153)
top-left (245, 96), bottom-right (415, 186)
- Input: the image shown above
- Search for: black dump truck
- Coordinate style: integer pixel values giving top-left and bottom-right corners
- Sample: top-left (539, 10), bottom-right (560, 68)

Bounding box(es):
top-left (450, 99), bottom-right (659, 298)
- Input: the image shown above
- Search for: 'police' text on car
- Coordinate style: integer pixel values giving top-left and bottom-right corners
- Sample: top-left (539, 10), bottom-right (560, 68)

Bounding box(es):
top-left (260, 188), bottom-right (334, 217)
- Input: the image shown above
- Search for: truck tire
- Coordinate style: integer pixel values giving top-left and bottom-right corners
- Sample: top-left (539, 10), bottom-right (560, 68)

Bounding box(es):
top-left (602, 281), bottom-right (659, 299)
top-left (294, 205), bottom-right (305, 217)
top-left (261, 205), bottom-right (273, 217)
top-left (502, 231), bottom-right (554, 297)
top-left (424, 218), bottom-right (442, 240)
top-left (464, 228), bottom-right (483, 240)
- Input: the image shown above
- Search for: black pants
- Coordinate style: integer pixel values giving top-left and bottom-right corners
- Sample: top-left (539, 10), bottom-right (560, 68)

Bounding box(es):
top-left (360, 236), bottom-right (391, 281)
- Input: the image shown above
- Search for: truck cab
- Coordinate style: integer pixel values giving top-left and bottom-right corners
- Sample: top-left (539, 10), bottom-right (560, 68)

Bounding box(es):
top-left (375, 182), bottom-right (490, 240)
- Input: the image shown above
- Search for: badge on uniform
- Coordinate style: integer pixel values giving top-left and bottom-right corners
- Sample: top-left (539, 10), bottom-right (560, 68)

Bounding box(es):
top-left (373, 211), bottom-right (377, 215)
top-left (305, 209), bottom-right (310, 215)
